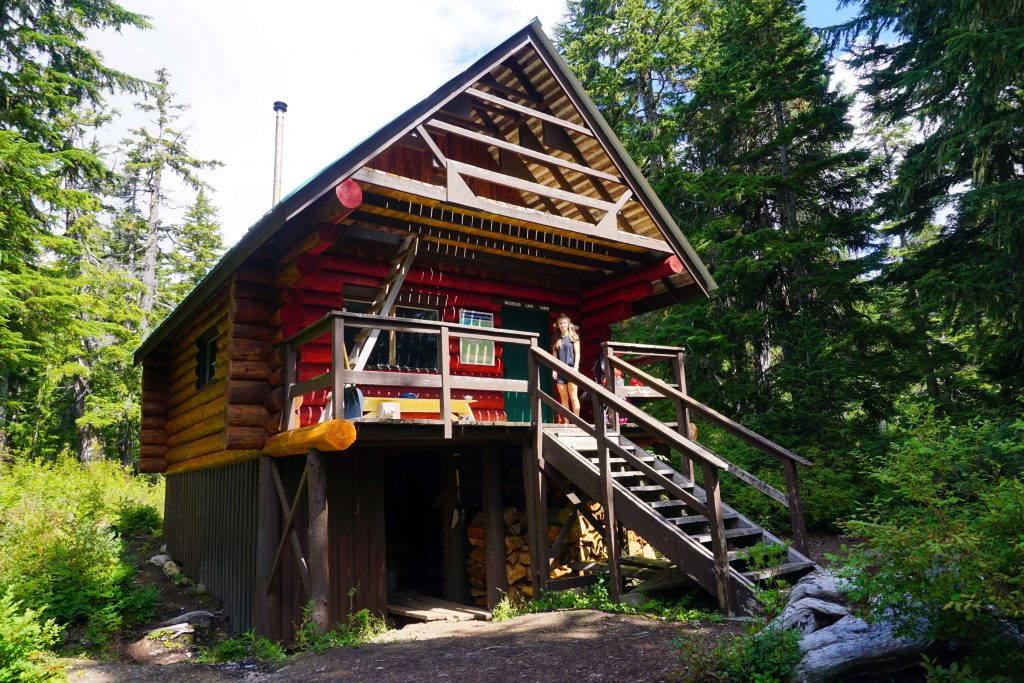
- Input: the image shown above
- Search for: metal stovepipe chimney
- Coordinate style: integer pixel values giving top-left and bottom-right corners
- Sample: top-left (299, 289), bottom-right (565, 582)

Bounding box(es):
top-left (272, 101), bottom-right (288, 205)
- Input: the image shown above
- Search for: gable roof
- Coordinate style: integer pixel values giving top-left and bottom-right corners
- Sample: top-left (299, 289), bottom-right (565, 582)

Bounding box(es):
top-left (135, 19), bottom-right (715, 364)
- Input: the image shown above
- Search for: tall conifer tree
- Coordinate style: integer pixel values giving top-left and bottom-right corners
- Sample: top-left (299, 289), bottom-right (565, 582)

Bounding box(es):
top-left (836, 0), bottom-right (1024, 397)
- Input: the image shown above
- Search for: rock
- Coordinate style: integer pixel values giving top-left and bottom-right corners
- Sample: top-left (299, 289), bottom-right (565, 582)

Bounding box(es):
top-left (163, 610), bottom-right (216, 627)
top-left (149, 553), bottom-right (171, 567)
top-left (162, 560), bottom-right (181, 577)
top-left (126, 623), bottom-right (194, 665)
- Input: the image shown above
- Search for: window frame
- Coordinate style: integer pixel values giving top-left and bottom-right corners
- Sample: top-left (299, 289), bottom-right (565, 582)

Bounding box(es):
top-left (458, 309), bottom-right (496, 366)
top-left (195, 326), bottom-right (219, 389)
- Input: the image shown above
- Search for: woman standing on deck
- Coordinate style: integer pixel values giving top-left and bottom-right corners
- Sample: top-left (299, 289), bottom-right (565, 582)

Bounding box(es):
top-left (552, 314), bottom-right (581, 420)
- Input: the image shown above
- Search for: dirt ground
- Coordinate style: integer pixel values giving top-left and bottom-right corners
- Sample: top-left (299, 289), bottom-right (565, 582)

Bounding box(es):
top-left (65, 532), bottom-right (844, 683)
top-left (69, 610), bottom-right (743, 683)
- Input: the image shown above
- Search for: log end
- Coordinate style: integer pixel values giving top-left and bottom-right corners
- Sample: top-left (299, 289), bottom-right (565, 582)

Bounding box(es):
top-left (335, 178), bottom-right (363, 209)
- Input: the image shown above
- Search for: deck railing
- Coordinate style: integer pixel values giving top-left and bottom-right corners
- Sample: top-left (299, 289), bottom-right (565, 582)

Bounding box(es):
top-left (600, 341), bottom-right (811, 555)
top-left (279, 311), bottom-right (539, 438)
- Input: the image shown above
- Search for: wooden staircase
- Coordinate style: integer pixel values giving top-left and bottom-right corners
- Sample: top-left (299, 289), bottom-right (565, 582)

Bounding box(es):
top-left (525, 342), bottom-right (817, 616)
top-left (540, 427), bottom-right (815, 615)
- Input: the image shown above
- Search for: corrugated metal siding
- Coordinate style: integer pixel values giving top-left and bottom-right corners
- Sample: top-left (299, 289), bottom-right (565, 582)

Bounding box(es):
top-left (164, 459), bottom-right (259, 633)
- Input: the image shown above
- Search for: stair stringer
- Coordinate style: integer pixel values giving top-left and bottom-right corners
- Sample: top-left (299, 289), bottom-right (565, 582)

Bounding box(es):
top-left (540, 430), bottom-right (761, 615)
top-left (616, 436), bottom-right (815, 570)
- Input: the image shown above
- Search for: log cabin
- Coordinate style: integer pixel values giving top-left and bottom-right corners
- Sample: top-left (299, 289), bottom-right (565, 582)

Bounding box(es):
top-left (135, 20), bottom-right (815, 639)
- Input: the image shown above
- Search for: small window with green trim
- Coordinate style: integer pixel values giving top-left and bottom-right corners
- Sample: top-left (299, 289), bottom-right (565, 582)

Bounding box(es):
top-left (459, 310), bottom-right (495, 365)
top-left (195, 327), bottom-right (219, 389)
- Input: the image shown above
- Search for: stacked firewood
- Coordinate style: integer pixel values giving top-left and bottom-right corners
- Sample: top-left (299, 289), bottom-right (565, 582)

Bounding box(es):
top-left (466, 507), bottom-right (537, 605)
top-left (466, 502), bottom-right (659, 606)
top-left (566, 501), bottom-right (659, 562)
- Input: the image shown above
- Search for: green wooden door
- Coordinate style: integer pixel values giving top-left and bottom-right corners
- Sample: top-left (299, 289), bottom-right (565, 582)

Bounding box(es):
top-left (501, 306), bottom-right (551, 422)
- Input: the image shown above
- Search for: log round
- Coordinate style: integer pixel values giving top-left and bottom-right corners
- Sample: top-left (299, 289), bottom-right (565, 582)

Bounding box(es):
top-left (262, 419), bottom-right (357, 457)
top-left (588, 256), bottom-right (683, 299)
top-left (335, 177), bottom-right (363, 209)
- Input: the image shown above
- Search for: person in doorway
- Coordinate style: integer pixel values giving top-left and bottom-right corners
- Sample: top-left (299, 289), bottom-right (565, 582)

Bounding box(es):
top-left (552, 314), bottom-right (581, 421)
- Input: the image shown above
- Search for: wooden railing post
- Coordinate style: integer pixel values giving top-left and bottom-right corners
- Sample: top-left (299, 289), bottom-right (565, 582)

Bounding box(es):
top-left (601, 342), bottom-right (617, 432)
top-left (591, 390), bottom-right (621, 602)
top-left (281, 342), bottom-right (298, 431)
top-left (525, 342), bottom-right (548, 595)
top-left (439, 326), bottom-right (452, 439)
top-left (703, 462), bottom-right (736, 616)
top-left (331, 316), bottom-right (346, 419)
top-left (783, 459), bottom-right (810, 556)
top-left (672, 350), bottom-right (694, 480)
top-left (482, 445), bottom-right (508, 609)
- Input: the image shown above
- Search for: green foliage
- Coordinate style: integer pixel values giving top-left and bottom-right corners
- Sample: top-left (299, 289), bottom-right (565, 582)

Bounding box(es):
top-left (196, 630), bottom-right (287, 664)
top-left (716, 625), bottom-right (802, 683)
top-left (841, 409), bottom-right (1024, 676)
top-left (834, 0), bottom-right (1024, 395)
top-left (0, 457), bottom-right (163, 648)
top-left (499, 577), bottom-right (717, 624)
top-left (114, 501), bottom-right (163, 538)
top-left (0, 591), bottom-right (63, 683)
top-left (294, 602), bottom-right (388, 653)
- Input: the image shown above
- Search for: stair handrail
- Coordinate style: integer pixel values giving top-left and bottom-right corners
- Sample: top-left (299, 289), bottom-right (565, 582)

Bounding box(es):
top-left (604, 352), bottom-right (811, 555)
top-left (528, 346), bottom-right (738, 613)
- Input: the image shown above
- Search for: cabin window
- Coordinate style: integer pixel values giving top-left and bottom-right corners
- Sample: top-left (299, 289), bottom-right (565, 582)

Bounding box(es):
top-left (344, 301), bottom-right (439, 370)
top-left (459, 310), bottom-right (495, 366)
top-left (195, 327), bottom-right (219, 389)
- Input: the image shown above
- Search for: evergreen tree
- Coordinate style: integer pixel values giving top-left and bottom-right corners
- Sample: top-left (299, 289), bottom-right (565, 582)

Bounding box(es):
top-left (118, 68), bottom-right (221, 327)
top-left (836, 0), bottom-right (1024, 397)
top-left (163, 188), bottom-right (225, 307)
top-left (0, 0), bottom-right (148, 452)
top-left (562, 0), bottom-right (884, 525)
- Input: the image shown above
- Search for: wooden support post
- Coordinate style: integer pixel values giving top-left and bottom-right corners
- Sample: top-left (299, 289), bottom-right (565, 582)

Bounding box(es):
top-left (481, 445), bottom-right (507, 609)
top-left (522, 440), bottom-right (549, 596)
top-left (439, 326), bottom-right (452, 439)
top-left (673, 351), bottom-right (694, 480)
top-left (254, 457), bottom-right (282, 640)
top-left (306, 448), bottom-right (330, 632)
top-left (441, 452), bottom-right (467, 603)
top-left (591, 391), bottom-right (621, 602)
top-left (783, 459), bottom-right (810, 557)
top-left (703, 462), bottom-right (736, 616)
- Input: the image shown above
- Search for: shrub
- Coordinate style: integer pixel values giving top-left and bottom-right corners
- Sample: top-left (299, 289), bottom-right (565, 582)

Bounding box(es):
top-left (294, 602), bottom-right (388, 653)
top-left (114, 502), bottom-right (162, 538)
top-left (196, 630), bottom-right (287, 664)
top-left (0, 590), bottom-right (63, 683)
top-left (842, 409), bottom-right (1024, 676)
top-left (0, 457), bottom-right (163, 648)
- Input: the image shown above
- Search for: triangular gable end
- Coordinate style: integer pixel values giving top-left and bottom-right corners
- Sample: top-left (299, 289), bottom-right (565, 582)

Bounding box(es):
top-left (135, 20), bottom-right (715, 365)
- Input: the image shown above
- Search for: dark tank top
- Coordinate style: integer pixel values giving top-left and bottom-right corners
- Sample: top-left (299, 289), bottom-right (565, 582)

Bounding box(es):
top-left (556, 335), bottom-right (575, 368)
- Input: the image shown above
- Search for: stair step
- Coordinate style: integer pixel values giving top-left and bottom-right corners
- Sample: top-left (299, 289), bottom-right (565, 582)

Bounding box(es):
top-left (665, 511), bottom-right (739, 525)
top-left (742, 561), bottom-right (816, 582)
top-left (587, 456), bottom-right (653, 466)
top-left (649, 500), bottom-right (688, 510)
top-left (627, 485), bottom-right (665, 494)
top-left (691, 527), bottom-right (764, 545)
top-left (610, 470), bottom-right (644, 479)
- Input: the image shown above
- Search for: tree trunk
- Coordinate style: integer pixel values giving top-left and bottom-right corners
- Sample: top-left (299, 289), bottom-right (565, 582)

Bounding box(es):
top-left (72, 365), bottom-right (102, 463)
top-left (140, 158), bottom-right (163, 322)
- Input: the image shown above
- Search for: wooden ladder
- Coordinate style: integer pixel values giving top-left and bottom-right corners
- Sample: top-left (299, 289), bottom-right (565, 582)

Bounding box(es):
top-left (315, 234), bottom-right (420, 424)
top-left (348, 235), bottom-right (420, 372)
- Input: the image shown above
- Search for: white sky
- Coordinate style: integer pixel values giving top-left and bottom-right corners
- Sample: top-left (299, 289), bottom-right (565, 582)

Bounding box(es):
top-left (89, 0), bottom-right (849, 246)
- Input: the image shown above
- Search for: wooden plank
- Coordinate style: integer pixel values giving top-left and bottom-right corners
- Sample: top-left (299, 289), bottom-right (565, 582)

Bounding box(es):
top-left (465, 87), bottom-right (593, 137)
top-left (428, 119), bottom-right (619, 184)
top-left (441, 453), bottom-right (466, 603)
top-left (254, 458), bottom-right (282, 640)
top-left (702, 463), bottom-right (736, 617)
top-left (445, 158), bottom-right (618, 212)
top-left (353, 167), bottom-right (669, 253)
